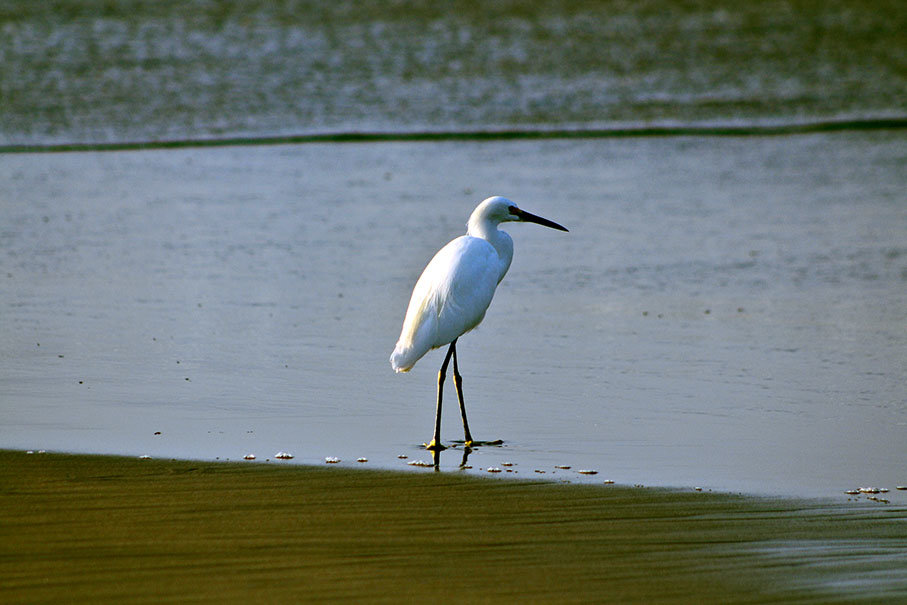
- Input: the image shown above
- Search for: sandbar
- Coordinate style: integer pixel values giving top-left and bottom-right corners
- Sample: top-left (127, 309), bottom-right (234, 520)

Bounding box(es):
top-left (2, 450), bottom-right (904, 603)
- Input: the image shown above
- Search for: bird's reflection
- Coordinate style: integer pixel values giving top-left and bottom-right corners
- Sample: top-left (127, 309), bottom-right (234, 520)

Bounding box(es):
top-left (429, 445), bottom-right (473, 470)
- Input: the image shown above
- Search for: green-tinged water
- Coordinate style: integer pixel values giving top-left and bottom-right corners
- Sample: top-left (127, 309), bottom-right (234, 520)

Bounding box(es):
top-left (1, 0), bottom-right (905, 145)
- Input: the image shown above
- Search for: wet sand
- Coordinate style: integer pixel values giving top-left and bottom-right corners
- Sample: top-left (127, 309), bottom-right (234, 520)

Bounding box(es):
top-left (2, 451), bottom-right (905, 603)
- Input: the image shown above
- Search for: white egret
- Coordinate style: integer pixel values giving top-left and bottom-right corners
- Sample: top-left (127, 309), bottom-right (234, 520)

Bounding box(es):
top-left (390, 196), bottom-right (568, 451)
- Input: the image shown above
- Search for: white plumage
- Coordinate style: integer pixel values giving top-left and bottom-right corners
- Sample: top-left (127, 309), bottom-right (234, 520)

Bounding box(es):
top-left (391, 204), bottom-right (513, 372)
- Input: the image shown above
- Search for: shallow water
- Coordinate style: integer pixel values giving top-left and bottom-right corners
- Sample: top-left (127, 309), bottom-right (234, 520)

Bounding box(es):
top-left (2, 132), bottom-right (905, 501)
top-left (2, 0), bottom-right (905, 502)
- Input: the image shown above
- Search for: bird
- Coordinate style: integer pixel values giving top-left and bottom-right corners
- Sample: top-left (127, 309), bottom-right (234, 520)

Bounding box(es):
top-left (390, 196), bottom-right (568, 451)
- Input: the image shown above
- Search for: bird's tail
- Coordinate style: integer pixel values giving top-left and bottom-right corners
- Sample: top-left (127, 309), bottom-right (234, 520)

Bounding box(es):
top-left (389, 344), bottom-right (416, 373)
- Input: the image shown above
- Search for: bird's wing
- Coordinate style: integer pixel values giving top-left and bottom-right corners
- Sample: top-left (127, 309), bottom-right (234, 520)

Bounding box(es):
top-left (390, 236), bottom-right (500, 372)
top-left (434, 236), bottom-right (501, 344)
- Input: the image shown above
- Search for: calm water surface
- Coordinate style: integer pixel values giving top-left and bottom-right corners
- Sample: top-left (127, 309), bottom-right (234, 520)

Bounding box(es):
top-left (2, 133), bottom-right (905, 501)
top-left (2, 0), bottom-right (905, 502)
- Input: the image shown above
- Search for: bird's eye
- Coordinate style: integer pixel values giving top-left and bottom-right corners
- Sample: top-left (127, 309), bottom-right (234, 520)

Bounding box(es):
top-left (507, 205), bottom-right (519, 214)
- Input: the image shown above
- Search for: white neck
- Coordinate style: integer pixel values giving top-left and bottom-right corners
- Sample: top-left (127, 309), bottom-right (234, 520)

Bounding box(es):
top-left (467, 217), bottom-right (514, 284)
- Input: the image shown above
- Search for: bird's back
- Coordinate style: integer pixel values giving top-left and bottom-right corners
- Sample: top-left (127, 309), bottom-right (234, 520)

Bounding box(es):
top-left (390, 235), bottom-right (505, 372)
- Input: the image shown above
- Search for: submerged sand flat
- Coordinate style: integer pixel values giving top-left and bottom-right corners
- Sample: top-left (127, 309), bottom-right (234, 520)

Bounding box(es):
top-left (2, 134), bottom-right (905, 500)
top-left (2, 451), bottom-right (905, 603)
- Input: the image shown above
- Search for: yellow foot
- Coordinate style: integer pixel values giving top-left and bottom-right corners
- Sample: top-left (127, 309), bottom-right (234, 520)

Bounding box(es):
top-left (424, 439), bottom-right (447, 451)
top-left (451, 439), bottom-right (503, 448)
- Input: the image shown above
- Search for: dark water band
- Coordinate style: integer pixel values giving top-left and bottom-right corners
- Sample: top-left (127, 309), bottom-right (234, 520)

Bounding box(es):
top-left (3, 116), bottom-right (904, 154)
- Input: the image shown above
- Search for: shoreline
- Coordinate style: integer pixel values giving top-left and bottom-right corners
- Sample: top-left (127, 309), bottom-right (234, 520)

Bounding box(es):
top-left (9, 441), bottom-right (901, 505)
top-left (2, 450), bottom-right (904, 603)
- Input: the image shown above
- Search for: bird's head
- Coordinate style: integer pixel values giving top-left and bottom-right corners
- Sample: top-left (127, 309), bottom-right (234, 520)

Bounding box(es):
top-left (470, 196), bottom-right (569, 233)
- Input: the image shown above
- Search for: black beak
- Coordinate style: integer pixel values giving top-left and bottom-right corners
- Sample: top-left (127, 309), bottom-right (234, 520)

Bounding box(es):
top-left (513, 207), bottom-right (569, 232)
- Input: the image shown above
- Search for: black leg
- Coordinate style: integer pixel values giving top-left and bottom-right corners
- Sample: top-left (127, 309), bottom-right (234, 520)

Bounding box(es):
top-left (427, 339), bottom-right (456, 451)
top-left (451, 341), bottom-right (474, 447)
